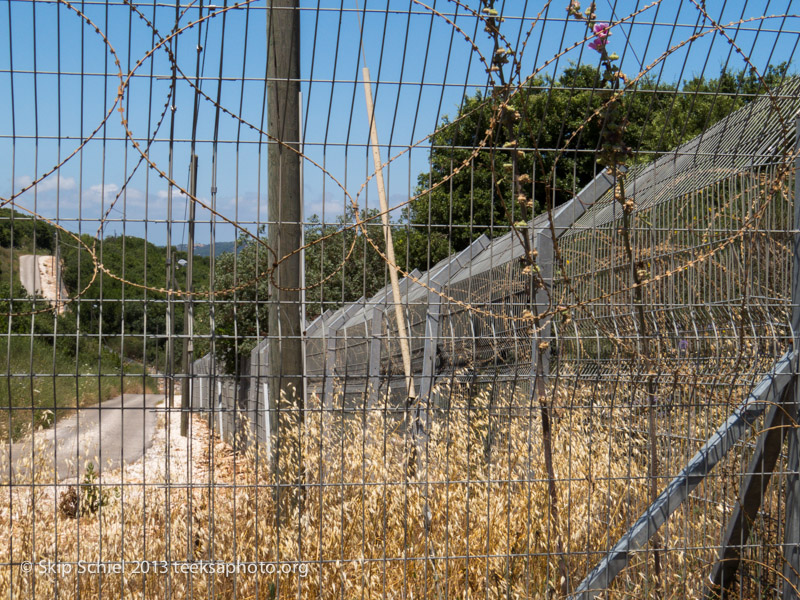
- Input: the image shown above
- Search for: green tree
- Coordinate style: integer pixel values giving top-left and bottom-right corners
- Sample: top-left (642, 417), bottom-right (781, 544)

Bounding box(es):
top-left (304, 209), bottom-right (388, 321)
top-left (59, 232), bottom-right (210, 364)
top-left (0, 208), bottom-right (57, 252)
top-left (400, 63), bottom-right (791, 272)
top-left (197, 236), bottom-right (271, 375)
top-left (197, 209), bottom-right (388, 374)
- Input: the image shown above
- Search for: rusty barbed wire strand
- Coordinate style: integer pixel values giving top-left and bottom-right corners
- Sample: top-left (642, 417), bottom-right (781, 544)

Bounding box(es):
top-left (0, 0), bottom-right (794, 368)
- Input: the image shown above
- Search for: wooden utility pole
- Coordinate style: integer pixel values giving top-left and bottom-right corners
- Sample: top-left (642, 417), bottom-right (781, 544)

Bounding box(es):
top-left (267, 0), bottom-right (303, 488)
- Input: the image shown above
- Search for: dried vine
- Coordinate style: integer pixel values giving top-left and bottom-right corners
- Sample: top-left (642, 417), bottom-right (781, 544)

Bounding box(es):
top-left (568, 0), bottom-right (663, 586)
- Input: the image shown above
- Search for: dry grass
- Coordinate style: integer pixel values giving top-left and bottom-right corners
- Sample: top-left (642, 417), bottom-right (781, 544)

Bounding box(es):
top-left (0, 379), bottom-right (786, 599)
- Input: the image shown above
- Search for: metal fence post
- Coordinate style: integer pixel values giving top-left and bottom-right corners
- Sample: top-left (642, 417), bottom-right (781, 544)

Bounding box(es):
top-left (322, 313), bottom-right (341, 412)
top-left (181, 154), bottom-right (197, 437)
top-left (532, 228), bottom-right (554, 376)
top-left (570, 352), bottom-right (795, 599)
top-left (708, 381), bottom-right (796, 594)
top-left (531, 170), bottom-right (616, 372)
top-left (322, 301), bottom-right (364, 411)
top-left (367, 305), bottom-right (384, 410)
top-left (417, 236), bottom-right (490, 408)
top-left (418, 281), bottom-right (442, 408)
top-left (784, 112), bottom-right (800, 599)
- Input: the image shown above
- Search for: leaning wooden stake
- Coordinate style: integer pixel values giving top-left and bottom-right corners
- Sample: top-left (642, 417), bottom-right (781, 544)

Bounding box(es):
top-left (362, 67), bottom-right (419, 476)
top-left (362, 67), bottom-right (416, 401)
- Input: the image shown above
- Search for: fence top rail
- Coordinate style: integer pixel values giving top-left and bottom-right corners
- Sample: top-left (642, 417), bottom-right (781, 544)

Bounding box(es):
top-left (304, 309), bottom-right (332, 338)
top-left (442, 169), bottom-right (617, 287)
top-left (404, 235), bottom-right (491, 304)
top-left (567, 76), bottom-right (800, 232)
top-left (336, 270), bottom-right (422, 332)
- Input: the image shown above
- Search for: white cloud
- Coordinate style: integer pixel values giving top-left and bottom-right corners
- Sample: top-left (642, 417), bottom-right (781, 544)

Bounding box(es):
top-left (157, 189), bottom-right (188, 200)
top-left (14, 174), bottom-right (76, 193)
top-left (13, 175), bottom-right (32, 188)
top-left (89, 183), bottom-right (120, 197)
top-left (123, 187), bottom-right (144, 201)
top-left (304, 195), bottom-right (346, 221)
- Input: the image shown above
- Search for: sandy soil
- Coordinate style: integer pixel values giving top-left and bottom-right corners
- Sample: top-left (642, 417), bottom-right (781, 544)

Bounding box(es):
top-left (18, 254), bottom-right (68, 314)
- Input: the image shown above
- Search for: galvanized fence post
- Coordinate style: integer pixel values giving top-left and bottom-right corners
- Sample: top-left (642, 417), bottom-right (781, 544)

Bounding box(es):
top-left (783, 112), bottom-right (800, 599)
top-left (531, 170), bottom-right (616, 372)
top-left (417, 280), bottom-right (442, 410)
top-left (367, 305), bottom-right (384, 410)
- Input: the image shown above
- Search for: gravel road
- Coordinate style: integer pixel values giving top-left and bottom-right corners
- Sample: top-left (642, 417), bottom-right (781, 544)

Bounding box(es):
top-left (1, 393), bottom-right (167, 483)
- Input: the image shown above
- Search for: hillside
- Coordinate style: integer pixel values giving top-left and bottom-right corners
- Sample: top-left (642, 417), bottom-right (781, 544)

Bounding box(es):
top-left (0, 210), bottom-right (213, 440)
top-left (175, 240), bottom-right (239, 256)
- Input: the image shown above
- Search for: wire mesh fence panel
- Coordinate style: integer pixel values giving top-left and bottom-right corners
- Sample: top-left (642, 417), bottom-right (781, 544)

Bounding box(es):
top-left (3, 1), bottom-right (800, 599)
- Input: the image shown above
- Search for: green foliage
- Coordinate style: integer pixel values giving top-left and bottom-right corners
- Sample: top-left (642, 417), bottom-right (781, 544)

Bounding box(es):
top-left (81, 462), bottom-right (113, 515)
top-left (0, 208), bottom-right (58, 252)
top-left (0, 217), bottom-right (202, 369)
top-left (0, 278), bottom-right (59, 339)
top-left (0, 331), bottom-right (153, 441)
top-left (58, 463), bottom-right (116, 519)
top-left (198, 209), bottom-right (388, 374)
top-left (0, 215), bottom-right (177, 438)
top-left (196, 235), bottom-right (271, 374)
top-left (304, 210), bottom-right (388, 320)
top-left (60, 234), bottom-right (209, 343)
top-left (400, 63), bottom-right (791, 272)
top-left (57, 231), bottom-right (211, 366)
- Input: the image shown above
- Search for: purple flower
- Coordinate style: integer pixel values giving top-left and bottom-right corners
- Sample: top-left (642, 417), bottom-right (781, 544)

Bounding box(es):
top-left (593, 22), bottom-right (610, 38)
top-left (588, 38), bottom-right (607, 52)
top-left (588, 22), bottom-right (610, 53)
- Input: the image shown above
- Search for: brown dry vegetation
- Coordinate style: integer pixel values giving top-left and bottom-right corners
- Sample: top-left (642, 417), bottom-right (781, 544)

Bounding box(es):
top-left (0, 378), bottom-right (787, 599)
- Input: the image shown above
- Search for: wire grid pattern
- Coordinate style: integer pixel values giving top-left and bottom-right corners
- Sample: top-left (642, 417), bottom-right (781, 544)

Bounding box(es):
top-left (2, 1), bottom-right (800, 599)
top-left (554, 78), bottom-right (800, 597)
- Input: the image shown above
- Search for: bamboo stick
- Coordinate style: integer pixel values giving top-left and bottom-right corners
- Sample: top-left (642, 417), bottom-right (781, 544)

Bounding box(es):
top-left (362, 67), bottom-right (416, 399)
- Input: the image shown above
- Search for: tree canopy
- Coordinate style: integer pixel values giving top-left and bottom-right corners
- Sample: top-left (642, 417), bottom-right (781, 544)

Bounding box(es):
top-left (196, 209), bottom-right (388, 373)
top-left (304, 210), bottom-right (388, 321)
top-left (398, 63), bottom-right (791, 272)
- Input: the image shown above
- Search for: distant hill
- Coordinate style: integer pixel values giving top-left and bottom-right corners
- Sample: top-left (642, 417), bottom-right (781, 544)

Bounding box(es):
top-left (175, 241), bottom-right (240, 256)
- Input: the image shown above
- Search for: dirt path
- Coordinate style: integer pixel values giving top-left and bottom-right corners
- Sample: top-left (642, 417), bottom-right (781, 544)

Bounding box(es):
top-left (0, 393), bottom-right (167, 483)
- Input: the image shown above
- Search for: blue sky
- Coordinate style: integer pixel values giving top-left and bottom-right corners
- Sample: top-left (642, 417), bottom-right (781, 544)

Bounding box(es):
top-left (1, 0), bottom-right (799, 246)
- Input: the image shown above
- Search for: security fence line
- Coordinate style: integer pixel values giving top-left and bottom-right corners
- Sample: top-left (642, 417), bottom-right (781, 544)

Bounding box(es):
top-left (186, 77), bottom-right (800, 596)
top-left (187, 162), bottom-right (616, 449)
top-left (5, 2), bottom-right (800, 598)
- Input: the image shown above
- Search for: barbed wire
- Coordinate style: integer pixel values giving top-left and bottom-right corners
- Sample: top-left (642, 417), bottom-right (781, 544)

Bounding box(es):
top-left (0, 0), bottom-right (794, 371)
